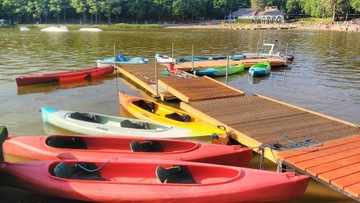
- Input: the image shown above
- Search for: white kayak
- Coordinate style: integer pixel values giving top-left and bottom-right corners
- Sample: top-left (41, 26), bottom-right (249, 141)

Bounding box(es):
top-left (40, 107), bottom-right (214, 141)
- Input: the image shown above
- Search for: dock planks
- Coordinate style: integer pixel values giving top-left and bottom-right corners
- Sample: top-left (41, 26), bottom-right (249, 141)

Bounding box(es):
top-left (116, 62), bottom-right (360, 202)
top-left (277, 135), bottom-right (360, 200)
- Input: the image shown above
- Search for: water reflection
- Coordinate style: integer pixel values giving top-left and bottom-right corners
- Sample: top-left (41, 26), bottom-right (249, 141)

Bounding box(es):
top-left (17, 75), bottom-right (115, 95)
top-left (0, 28), bottom-right (359, 202)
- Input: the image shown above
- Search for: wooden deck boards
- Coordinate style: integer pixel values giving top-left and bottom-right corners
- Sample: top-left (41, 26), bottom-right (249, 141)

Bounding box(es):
top-left (181, 95), bottom-right (360, 146)
top-left (277, 135), bottom-right (360, 200)
top-left (158, 76), bottom-right (244, 102)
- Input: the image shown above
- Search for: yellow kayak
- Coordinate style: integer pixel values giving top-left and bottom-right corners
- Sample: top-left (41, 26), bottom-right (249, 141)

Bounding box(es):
top-left (118, 91), bottom-right (226, 141)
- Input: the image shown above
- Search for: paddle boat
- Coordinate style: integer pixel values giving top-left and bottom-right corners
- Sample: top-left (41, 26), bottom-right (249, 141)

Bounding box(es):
top-left (155, 53), bottom-right (175, 63)
top-left (15, 65), bottom-right (114, 87)
top-left (248, 61), bottom-right (271, 77)
top-left (40, 107), bottom-right (219, 141)
top-left (192, 64), bottom-right (245, 77)
top-left (118, 91), bottom-right (226, 141)
top-left (19, 26), bottom-right (30, 31)
top-left (41, 25), bottom-right (69, 32)
top-left (0, 158), bottom-right (309, 202)
top-left (243, 43), bottom-right (294, 61)
top-left (0, 126), bottom-right (252, 167)
top-left (96, 54), bottom-right (149, 67)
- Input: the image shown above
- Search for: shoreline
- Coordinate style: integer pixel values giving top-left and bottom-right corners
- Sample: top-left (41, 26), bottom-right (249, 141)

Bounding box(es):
top-left (164, 22), bottom-right (360, 32)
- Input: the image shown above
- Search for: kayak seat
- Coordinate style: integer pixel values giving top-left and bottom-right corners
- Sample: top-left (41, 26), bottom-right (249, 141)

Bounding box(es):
top-left (54, 162), bottom-right (103, 180)
top-left (165, 112), bottom-right (191, 122)
top-left (70, 112), bottom-right (97, 123)
top-left (130, 140), bottom-right (163, 152)
top-left (46, 137), bottom-right (87, 149)
top-left (133, 100), bottom-right (155, 113)
top-left (156, 165), bottom-right (196, 184)
top-left (120, 119), bottom-right (150, 129)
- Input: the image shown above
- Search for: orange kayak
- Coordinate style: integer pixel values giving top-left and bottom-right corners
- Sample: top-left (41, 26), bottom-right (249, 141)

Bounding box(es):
top-left (3, 133), bottom-right (252, 167)
top-left (15, 65), bottom-right (114, 86)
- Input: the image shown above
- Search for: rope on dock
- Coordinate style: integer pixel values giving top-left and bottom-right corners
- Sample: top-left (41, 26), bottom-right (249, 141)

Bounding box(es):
top-left (268, 134), bottom-right (323, 151)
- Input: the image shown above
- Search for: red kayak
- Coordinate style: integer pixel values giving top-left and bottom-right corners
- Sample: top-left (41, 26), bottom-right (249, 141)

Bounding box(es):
top-left (15, 65), bottom-right (114, 86)
top-left (3, 134), bottom-right (253, 167)
top-left (0, 159), bottom-right (309, 202)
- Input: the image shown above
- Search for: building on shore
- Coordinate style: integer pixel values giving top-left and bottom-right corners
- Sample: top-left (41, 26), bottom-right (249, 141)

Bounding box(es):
top-left (225, 6), bottom-right (283, 23)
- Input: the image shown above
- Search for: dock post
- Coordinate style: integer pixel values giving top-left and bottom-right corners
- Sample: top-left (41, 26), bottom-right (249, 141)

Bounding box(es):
top-left (152, 57), bottom-right (160, 99)
top-left (225, 56), bottom-right (229, 85)
top-left (277, 159), bottom-right (287, 172)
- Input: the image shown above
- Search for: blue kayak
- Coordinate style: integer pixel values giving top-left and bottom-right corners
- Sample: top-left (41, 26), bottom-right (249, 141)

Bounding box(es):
top-left (177, 55), bottom-right (227, 62)
top-left (97, 54), bottom-right (149, 66)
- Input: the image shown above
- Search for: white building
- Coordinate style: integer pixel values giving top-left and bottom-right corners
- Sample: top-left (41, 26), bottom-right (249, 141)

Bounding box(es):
top-left (226, 6), bottom-right (283, 23)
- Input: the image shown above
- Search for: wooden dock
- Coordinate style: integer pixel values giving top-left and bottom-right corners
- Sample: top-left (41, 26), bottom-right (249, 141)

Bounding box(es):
top-left (116, 63), bottom-right (360, 202)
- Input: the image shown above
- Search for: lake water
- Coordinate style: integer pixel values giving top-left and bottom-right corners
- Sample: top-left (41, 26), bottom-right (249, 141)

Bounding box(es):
top-left (0, 27), bottom-right (359, 202)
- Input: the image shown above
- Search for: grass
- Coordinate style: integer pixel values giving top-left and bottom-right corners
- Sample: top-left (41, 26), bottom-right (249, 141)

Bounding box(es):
top-left (15, 23), bottom-right (164, 30)
top-left (293, 18), bottom-right (333, 25)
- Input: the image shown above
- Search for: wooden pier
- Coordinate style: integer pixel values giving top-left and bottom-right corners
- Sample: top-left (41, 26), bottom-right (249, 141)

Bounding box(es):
top-left (116, 63), bottom-right (360, 202)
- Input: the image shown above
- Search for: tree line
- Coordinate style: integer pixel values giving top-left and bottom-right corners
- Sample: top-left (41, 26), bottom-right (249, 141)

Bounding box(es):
top-left (0, 0), bottom-right (359, 24)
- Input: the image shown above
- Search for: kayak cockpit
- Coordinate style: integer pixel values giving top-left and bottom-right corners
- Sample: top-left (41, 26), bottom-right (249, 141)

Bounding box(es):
top-left (49, 161), bottom-right (240, 185)
top-left (45, 136), bottom-right (198, 153)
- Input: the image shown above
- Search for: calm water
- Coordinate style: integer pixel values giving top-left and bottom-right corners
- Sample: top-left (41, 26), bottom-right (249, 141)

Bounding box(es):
top-left (0, 27), bottom-right (359, 202)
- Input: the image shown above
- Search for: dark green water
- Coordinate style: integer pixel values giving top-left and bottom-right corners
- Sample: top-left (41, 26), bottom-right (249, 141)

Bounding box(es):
top-left (0, 27), bottom-right (359, 202)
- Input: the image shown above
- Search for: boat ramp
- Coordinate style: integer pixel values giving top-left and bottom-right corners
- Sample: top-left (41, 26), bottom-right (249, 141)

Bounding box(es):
top-left (116, 62), bottom-right (360, 202)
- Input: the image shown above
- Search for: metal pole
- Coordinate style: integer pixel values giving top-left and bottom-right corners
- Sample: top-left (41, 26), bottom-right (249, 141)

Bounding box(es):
top-left (225, 56), bottom-right (229, 85)
top-left (171, 42), bottom-right (174, 63)
top-left (154, 57), bottom-right (159, 97)
top-left (191, 45), bottom-right (194, 71)
top-left (285, 43), bottom-right (288, 64)
top-left (114, 44), bottom-right (119, 92)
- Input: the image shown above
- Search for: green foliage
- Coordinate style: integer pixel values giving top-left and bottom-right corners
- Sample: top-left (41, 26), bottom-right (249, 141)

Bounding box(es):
top-left (0, 0), bottom-right (359, 24)
top-left (351, 0), bottom-right (360, 12)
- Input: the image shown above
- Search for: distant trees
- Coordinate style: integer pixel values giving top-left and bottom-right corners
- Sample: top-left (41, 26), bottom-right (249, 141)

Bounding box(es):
top-left (0, 0), bottom-right (359, 24)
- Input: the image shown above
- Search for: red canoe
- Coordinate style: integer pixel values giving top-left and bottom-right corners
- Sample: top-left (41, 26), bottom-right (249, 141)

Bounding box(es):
top-left (3, 134), bottom-right (253, 167)
top-left (15, 65), bottom-right (114, 86)
top-left (0, 159), bottom-right (309, 202)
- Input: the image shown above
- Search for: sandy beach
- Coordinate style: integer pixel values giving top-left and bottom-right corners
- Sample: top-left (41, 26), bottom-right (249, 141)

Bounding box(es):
top-left (164, 21), bottom-right (360, 32)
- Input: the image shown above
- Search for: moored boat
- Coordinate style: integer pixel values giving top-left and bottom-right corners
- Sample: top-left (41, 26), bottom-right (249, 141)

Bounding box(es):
top-left (243, 43), bottom-right (294, 61)
top-left (41, 26), bottom-right (69, 32)
top-left (248, 61), bottom-right (271, 77)
top-left (40, 107), bottom-right (217, 140)
top-left (96, 54), bottom-right (149, 67)
top-left (15, 65), bottom-right (114, 87)
top-left (19, 26), bottom-right (30, 31)
top-left (230, 54), bottom-right (246, 60)
top-left (155, 53), bottom-right (175, 63)
top-left (0, 126), bottom-right (252, 167)
top-left (118, 91), bottom-right (226, 141)
top-left (177, 55), bottom-right (227, 62)
top-left (192, 64), bottom-right (245, 77)
top-left (0, 158), bottom-right (309, 202)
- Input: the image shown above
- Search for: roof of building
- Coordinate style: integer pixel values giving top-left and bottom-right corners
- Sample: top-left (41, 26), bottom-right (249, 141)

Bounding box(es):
top-left (229, 6), bottom-right (282, 18)
top-left (232, 8), bottom-right (255, 17)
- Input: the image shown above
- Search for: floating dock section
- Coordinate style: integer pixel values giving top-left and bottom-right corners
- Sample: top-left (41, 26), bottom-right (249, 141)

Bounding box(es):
top-left (116, 63), bottom-right (360, 202)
